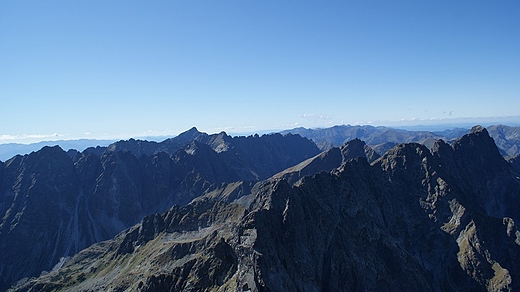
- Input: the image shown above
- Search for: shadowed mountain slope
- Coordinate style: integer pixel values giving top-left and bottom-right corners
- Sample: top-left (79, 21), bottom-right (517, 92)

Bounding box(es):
top-left (0, 130), bottom-right (320, 290)
top-left (12, 126), bottom-right (520, 292)
top-left (272, 138), bottom-right (380, 185)
top-left (509, 154), bottom-right (520, 172)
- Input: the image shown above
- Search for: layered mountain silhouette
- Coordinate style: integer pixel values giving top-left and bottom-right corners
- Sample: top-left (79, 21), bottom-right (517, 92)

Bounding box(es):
top-left (0, 128), bottom-right (320, 291)
top-left (280, 124), bottom-right (520, 158)
top-left (6, 126), bottom-right (520, 291)
top-left (0, 139), bottom-right (116, 163)
top-left (509, 154), bottom-right (520, 172)
top-left (487, 125), bottom-right (520, 157)
top-left (2, 124), bottom-right (519, 162)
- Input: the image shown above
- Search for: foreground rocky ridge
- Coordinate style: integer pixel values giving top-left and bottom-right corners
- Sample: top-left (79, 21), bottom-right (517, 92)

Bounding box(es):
top-left (0, 129), bottom-right (320, 290)
top-left (12, 126), bottom-right (520, 292)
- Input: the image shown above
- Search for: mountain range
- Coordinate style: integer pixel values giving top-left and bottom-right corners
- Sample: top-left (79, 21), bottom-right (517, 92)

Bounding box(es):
top-left (2, 124), bottom-right (520, 162)
top-left (0, 139), bottom-right (116, 163)
top-left (1, 125), bottom-right (520, 291)
top-left (281, 124), bottom-right (520, 157)
top-left (0, 129), bottom-right (319, 291)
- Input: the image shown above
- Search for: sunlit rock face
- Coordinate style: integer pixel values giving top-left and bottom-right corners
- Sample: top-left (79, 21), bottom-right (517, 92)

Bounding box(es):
top-left (9, 126), bottom-right (520, 292)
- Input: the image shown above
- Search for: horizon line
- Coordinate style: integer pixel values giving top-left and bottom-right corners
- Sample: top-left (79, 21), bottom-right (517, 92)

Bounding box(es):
top-left (2, 116), bottom-right (520, 146)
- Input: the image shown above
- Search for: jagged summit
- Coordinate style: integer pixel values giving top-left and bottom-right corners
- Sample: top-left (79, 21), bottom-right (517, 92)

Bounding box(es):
top-left (453, 124), bottom-right (511, 179)
top-left (340, 138), bottom-right (380, 164)
top-left (173, 126), bottom-right (204, 144)
top-left (272, 138), bottom-right (380, 185)
top-left (470, 124), bottom-right (486, 134)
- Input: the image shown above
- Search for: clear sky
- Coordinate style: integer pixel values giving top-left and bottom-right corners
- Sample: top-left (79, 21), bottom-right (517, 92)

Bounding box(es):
top-left (1, 1), bottom-right (519, 143)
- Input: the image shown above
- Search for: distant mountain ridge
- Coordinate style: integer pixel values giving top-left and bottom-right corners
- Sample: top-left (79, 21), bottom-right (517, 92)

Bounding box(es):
top-left (11, 126), bottom-right (520, 291)
top-left (280, 124), bottom-right (520, 157)
top-left (279, 124), bottom-right (461, 150)
top-left (2, 124), bottom-right (519, 162)
top-left (0, 139), bottom-right (116, 162)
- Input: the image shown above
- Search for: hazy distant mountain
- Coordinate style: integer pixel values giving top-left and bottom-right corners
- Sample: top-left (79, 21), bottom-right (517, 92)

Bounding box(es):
top-left (280, 124), bottom-right (520, 157)
top-left (279, 125), bottom-right (455, 151)
top-left (13, 126), bottom-right (520, 291)
top-left (0, 128), bottom-right (319, 290)
top-left (0, 139), bottom-right (116, 162)
top-left (486, 125), bottom-right (520, 157)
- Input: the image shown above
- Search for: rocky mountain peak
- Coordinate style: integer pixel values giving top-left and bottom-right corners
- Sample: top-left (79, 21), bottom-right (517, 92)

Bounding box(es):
top-left (375, 142), bottom-right (431, 170)
top-left (456, 125), bottom-right (501, 159)
top-left (340, 138), bottom-right (380, 164)
top-left (2, 145), bottom-right (74, 184)
top-left (452, 124), bottom-right (510, 176)
top-left (470, 124), bottom-right (486, 134)
top-left (173, 126), bottom-right (205, 145)
top-left (272, 138), bottom-right (379, 185)
top-left (446, 125), bottom-right (519, 223)
top-left (196, 131), bottom-right (234, 153)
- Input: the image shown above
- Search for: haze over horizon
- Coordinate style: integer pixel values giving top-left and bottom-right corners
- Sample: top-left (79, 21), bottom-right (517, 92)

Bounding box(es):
top-left (2, 1), bottom-right (519, 144)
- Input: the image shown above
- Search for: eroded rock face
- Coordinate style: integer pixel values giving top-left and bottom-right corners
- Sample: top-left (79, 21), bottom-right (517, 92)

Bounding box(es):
top-left (12, 126), bottom-right (520, 292)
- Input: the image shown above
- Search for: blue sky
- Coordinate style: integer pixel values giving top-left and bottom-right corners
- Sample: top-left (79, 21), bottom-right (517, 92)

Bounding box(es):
top-left (1, 1), bottom-right (519, 143)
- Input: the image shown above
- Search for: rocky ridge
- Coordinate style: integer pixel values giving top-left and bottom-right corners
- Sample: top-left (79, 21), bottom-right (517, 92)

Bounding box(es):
top-left (272, 138), bottom-right (380, 185)
top-left (0, 129), bottom-right (320, 290)
top-left (281, 124), bottom-right (520, 157)
top-left (12, 126), bottom-right (520, 292)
